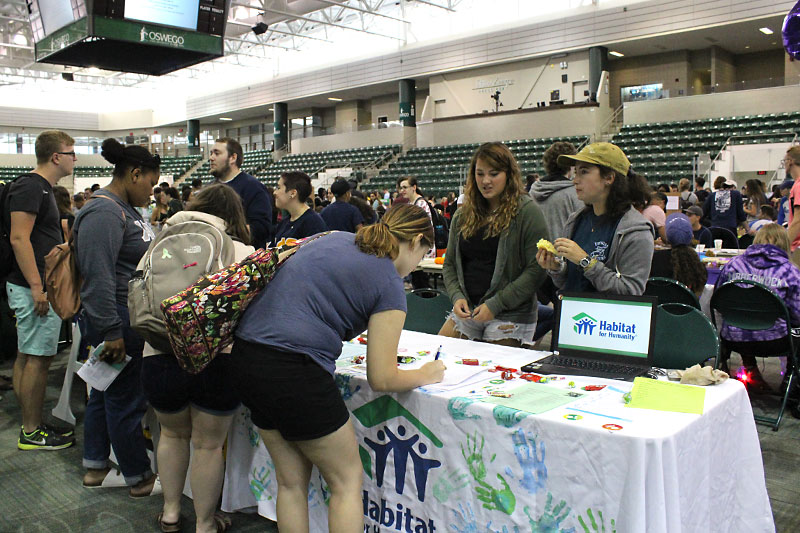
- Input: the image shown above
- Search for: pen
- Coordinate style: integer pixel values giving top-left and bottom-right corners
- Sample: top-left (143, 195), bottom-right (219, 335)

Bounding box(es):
top-left (434, 345), bottom-right (442, 360)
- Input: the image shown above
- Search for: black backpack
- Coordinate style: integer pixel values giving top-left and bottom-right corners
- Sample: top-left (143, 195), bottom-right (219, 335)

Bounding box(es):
top-left (0, 177), bottom-right (20, 281)
top-left (428, 201), bottom-right (449, 251)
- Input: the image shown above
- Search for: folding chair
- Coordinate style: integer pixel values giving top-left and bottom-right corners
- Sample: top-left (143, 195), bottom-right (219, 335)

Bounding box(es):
top-left (404, 289), bottom-right (452, 335)
top-left (653, 303), bottom-right (719, 369)
top-left (645, 277), bottom-right (701, 310)
top-left (710, 227), bottom-right (739, 249)
top-left (710, 280), bottom-right (799, 430)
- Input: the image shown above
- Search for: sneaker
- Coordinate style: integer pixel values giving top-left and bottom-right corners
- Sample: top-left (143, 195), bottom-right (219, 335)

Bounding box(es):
top-left (18, 426), bottom-right (75, 451)
top-left (43, 421), bottom-right (74, 437)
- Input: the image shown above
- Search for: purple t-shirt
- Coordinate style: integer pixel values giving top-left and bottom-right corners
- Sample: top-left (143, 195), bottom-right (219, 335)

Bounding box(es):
top-left (235, 231), bottom-right (407, 374)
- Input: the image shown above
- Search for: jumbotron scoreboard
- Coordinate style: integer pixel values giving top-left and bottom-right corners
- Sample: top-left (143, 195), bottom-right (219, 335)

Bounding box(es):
top-left (30, 0), bottom-right (228, 75)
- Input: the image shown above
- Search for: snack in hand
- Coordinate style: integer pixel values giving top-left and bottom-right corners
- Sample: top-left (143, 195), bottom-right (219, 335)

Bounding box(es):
top-left (537, 239), bottom-right (557, 254)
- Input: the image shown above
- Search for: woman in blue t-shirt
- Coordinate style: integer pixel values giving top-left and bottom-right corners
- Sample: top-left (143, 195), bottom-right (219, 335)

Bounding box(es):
top-left (272, 171), bottom-right (328, 247)
top-left (537, 142), bottom-right (654, 295)
top-left (228, 203), bottom-right (445, 532)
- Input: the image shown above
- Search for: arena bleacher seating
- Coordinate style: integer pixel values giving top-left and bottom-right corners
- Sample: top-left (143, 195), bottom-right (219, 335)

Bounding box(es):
top-left (368, 136), bottom-right (589, 198)
top-left (159, 155), bottom-right (203, 181)
top-left (612, 111), bottom-right (800, 184)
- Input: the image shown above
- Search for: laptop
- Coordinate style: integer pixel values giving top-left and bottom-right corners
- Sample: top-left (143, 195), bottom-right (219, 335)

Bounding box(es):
top-left (521, 292), bottom-right (658, 381)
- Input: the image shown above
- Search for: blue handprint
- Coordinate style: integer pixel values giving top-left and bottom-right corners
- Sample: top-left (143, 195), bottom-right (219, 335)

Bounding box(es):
top-left (334, 373), bottom-right (361, 401)
top-left (512, 428), bottom-right (547, 495)
top-left (450, 502), bottom-right (480, 533)
top-left (524, 493), bottom-right (574, 533)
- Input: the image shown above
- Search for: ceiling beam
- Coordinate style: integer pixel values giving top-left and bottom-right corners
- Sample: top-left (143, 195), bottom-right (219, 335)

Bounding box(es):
top-left (315, 0), bottom-right (408, 24)
top-left (411, 0), bottom-right (455, 12)
top-left (226, 19), bottom-right (332, 43)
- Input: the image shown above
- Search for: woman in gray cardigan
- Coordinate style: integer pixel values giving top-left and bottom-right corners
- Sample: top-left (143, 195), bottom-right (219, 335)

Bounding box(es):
top-left (536, 142), bottom-right (654, 295)
top-left (439, 142), bottom-right (549, 347)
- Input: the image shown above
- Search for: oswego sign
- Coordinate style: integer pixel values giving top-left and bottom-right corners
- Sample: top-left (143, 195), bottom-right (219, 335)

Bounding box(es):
top-left (139, 27), bottom-right (186, 47)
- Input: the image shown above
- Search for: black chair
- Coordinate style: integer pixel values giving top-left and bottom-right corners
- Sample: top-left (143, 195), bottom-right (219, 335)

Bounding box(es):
top-left (710, 280), bottom-right (799, 431)
top-left (404, 289), bottom-right (452, 335)
top-left (709, 227), bottom-right (739, 249)
top-left (653, 303), bottom-right (719, 369)
top-left (644, 277), bottom-right (701, 310)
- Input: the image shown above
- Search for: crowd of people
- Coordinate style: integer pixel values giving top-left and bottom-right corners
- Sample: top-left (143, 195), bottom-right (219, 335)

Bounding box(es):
top-left (1, 129), bottom-right (799, 532)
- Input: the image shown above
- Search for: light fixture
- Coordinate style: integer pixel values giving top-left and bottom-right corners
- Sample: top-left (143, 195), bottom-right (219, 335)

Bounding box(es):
top-left (609, 51), bottom-right (624, 57)
top-left (758, 27), bottom-right (773, 35)
top-left (268, 107), bottom-right (274, 111)
top-left (12, 33), bottom-right (27, 46)
top-left (745, 45), bottom-right (750, 49)
top-left (328, 97), bottom-right (343, 101)
top-left (219, 117), bottom-right (233, 121)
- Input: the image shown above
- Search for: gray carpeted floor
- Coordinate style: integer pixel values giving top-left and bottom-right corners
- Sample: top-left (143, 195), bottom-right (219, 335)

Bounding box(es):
top-left (1, 343), bottom-right (799, 532)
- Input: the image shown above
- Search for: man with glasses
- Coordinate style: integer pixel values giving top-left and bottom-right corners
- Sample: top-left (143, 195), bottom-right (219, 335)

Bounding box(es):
top-left (3, 130), bottom-right (76, 450)
top-left (785, 147), bottom-right (800, 265)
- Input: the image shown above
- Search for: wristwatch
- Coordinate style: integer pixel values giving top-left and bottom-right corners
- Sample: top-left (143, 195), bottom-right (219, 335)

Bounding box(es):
top-left (579, 255), bottom-right (592, 269)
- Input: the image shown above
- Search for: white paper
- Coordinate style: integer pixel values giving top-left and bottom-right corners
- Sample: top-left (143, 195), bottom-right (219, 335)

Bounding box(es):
top-left (77, 343), bottom-right (131, 391)
top-left (666, 196), bottom-right (680, 211)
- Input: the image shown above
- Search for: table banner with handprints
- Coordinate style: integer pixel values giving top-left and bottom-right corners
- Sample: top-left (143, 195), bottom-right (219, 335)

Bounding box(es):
top-left (220, 331), bottom-right (774, 533)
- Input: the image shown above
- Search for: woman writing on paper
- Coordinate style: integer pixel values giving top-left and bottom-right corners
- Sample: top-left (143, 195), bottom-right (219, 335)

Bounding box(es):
top-left (227, 203), bottom-right (445, 533)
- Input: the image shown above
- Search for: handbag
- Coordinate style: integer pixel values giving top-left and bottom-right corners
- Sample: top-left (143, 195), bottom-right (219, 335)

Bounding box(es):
top-left (161, 232), bottom-right (330, 374)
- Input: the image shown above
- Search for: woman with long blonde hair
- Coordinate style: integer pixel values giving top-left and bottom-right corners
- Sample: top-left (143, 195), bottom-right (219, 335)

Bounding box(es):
top-left (439, 142), bottom-right (549, 347)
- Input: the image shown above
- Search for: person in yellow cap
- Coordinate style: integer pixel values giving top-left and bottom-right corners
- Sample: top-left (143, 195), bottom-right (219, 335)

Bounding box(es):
top-left (536, 142), bottom-right (654, 295)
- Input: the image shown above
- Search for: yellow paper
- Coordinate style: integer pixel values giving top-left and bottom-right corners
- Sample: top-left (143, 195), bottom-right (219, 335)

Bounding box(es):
top-left (625, 377), bottom-right (705, 415)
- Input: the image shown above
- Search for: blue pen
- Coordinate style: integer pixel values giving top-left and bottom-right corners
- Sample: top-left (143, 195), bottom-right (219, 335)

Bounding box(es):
top-left (434, 345), bottom-right (442, 360)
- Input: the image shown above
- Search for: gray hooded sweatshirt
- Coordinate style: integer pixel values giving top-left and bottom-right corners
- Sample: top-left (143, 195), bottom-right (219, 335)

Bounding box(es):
top-left (549, 207), bottom-right (654, 295)
top-left (529, 177), bottom-right (583, 240)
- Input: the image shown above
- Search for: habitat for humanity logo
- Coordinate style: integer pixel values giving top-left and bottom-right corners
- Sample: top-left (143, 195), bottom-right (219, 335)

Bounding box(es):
top-left (572, 312), bottom-right (597, 335)
top-left (353, 395), bottom-right (442, 532)
top-left (140, 26), bottom-right (185, 47)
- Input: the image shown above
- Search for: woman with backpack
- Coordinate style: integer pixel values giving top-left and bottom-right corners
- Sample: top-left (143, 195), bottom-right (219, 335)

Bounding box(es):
top-left (227, 203), bottom-right (445, 533)
top-left (73, 139), bottom-right (160, 497)
top-left (139, 183), bottom-right (252, 533)
top-left (439, 142), bottom-right (549, 347)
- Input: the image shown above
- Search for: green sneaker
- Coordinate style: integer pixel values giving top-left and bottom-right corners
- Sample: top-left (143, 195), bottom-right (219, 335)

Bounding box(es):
top-left (22, 422), bottom-right (75, 437)
top-left (18, 426), bottom-right (75, 451)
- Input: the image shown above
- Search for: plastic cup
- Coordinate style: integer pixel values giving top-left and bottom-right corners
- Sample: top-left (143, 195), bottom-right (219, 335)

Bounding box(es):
top-left (695, 244), bottom-right (705, 253)
top-left (714, 239), bottom-right (723, 250)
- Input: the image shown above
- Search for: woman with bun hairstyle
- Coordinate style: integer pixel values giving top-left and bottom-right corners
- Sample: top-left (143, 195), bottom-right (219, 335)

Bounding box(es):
top-left (228, 203), bottom-right (445, 533)
top-left (439, 142), bottom-right (549, 347)
top-left (272, 171), bottom-right (327, 246)
top-left (141, 184), bottom-right (252, 533)
top-left (73, 139), bottom-right (160, 496)
top-left (537, 142), bottom-right (654, 295)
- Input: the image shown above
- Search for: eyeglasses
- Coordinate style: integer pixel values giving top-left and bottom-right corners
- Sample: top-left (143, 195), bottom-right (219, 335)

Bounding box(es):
top-left (56, 151), bottom-right (77, 158)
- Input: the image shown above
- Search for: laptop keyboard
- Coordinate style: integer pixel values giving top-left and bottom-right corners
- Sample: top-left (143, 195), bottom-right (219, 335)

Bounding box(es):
top-left (548, 356), bottom-right (644, 376)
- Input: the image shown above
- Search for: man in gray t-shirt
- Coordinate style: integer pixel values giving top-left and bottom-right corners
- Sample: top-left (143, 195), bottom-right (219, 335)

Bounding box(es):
top-left (5, 130), bottom-right (76, 450)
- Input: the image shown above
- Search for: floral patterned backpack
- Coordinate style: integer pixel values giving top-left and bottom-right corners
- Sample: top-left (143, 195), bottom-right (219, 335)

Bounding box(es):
top-left (160, 232), bottom-right (330, 374)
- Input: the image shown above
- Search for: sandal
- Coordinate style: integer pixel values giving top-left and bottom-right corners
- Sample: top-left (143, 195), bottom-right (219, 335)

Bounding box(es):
top-left (213, 513), bottom-right (232, 532)
top-left (157, 512), bottom-right (182, 533)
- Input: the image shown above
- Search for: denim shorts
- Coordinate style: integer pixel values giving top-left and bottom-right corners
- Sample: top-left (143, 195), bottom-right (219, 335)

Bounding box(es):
top-left (449, 312), bottom-right (537, 346)
top-left (5, 282), bottom-right (62, 356)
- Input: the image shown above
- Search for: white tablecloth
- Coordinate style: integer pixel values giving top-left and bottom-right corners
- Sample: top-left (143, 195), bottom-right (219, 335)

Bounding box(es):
top-left (221, 331), bottom-right (774, 533)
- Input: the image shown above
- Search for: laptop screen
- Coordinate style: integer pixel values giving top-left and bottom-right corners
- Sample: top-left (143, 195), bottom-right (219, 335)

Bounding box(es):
top-left (553, 293), bottom-right (658, 363)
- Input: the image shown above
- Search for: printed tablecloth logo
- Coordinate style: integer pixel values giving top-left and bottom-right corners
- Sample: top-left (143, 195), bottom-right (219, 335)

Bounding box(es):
top-left (353, 395), bottom-right (443, 502)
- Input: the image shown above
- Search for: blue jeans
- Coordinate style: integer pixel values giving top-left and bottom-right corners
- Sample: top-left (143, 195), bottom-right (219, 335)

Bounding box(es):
top-left (534, 303), bottom-right (555, 342)
top-left (82, 304), bottom-right (152, 486)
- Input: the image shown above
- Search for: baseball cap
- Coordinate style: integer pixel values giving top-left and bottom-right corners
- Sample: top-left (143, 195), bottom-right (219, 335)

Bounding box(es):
top-left (557, 142), bottom-right (630, 176)
top-left (724, 177), bottom-right (738, 189)
top-left (330, 179), bottom-right (351, 197)
top-left (683, 205), bottom-right (703, 217)
top-left (780, 179), bottom-right (795, 191)
top-left (665, 213), bottom-right (693, 246)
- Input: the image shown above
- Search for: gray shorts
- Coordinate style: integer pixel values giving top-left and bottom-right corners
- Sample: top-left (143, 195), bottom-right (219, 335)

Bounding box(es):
top-left (449, 312), bottom-right (536, 346)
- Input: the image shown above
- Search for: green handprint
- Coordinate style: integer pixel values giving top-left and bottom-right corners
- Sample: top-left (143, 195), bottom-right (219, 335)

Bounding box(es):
top-left (577, 509), bottom-right (616, 533)
top-left (460, 432), bottom-right (516, 515)
top-left (493, 405), bottom-right (530, 428)
top-left (249, 465), bottom-right (273, 502)
top-left (461, 432), bottom-right (488, 483)
top-left (524, 493), bottom-right (573, 533)
top-left (432, 469), bottom-right (469, 503)
top-left (475, 473), bottom-right (516, 515)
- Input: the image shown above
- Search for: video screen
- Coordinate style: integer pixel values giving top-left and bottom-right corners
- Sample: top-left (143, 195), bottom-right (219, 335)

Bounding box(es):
top-left (38, 0), bottom-right (78, 35)
top-left (124, 0), bottom-right (200, 31)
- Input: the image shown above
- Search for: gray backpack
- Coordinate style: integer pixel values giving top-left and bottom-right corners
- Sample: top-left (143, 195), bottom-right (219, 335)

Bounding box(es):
top-left (129, 219), bottom-right (235, 353)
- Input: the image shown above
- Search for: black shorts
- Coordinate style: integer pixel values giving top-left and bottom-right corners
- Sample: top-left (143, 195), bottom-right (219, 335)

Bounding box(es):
top-left (141, 353), bottom-right (240, 415)
top-left (228, 338), bottom-right (350, 441)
